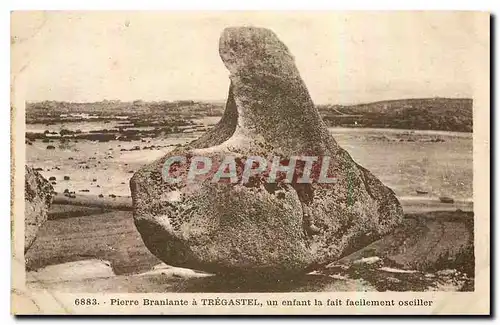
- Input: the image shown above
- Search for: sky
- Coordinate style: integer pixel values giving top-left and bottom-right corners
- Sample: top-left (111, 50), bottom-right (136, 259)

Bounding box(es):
top-left (11, 11), bottom-right (487, 104)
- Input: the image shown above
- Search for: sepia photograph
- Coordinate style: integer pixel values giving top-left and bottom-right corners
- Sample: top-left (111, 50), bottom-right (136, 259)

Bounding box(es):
top-left (10, 11), bottom-right (490, 315)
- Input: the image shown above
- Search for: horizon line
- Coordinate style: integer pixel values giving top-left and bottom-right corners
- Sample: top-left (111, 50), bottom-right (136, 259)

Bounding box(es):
top-left (25, 95), bottom-right (473, 107)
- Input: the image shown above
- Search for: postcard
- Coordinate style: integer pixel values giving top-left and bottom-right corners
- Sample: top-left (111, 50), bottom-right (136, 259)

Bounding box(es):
top-left (11, 11), bottom-right (490, 315)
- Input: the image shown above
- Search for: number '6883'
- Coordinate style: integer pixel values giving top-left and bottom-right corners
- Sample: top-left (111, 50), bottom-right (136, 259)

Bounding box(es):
top-left (74, 298), bottom-right (98, 306)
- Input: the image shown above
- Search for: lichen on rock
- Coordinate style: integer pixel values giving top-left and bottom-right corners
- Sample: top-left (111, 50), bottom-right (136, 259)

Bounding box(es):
top-left (25, 165), bottom-right (54, 253)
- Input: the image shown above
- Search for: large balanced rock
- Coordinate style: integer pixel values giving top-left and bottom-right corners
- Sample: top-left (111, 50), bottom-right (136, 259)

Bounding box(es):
top-left (25, 166), bottom-right (53, 252)
top-left (130, 27), bottom-right (404, 276)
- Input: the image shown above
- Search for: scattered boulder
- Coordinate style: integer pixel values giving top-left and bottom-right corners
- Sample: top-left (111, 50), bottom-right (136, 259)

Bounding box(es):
top-left (48, 176), bottom-right (56, 181)
top-left (63, 176), bottom-right (70, 181)
top-left (46, 145), bottom-right (55, 150)
top-left (130, 27), bottom-right (404, 276)
top-left (24, 166), bottom-right (54, 253)
top-left (416, 189), bottom-right (428, 195)
top-left (439, 196), bottom-right (454, 204)
top-left (63, 190), bottom-right (76, 198)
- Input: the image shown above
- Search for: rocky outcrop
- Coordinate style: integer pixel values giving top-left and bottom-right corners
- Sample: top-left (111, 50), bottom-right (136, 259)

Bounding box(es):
top-left (25, 166), bottom-right (53, 252)
top-left (335, 210), bottom-right (475, 276)
top-left (130, 27), bottom-right (404, 276)
top-left (24, 208), bottom-right (473, 293)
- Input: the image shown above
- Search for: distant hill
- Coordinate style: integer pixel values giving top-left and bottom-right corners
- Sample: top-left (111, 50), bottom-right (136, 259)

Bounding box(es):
top-left (25, 100), bottom-right (225, 124)
top-left (317, 98), bottom-right (473, 132)
top-left (26, 97), bottom-right (473, 132)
